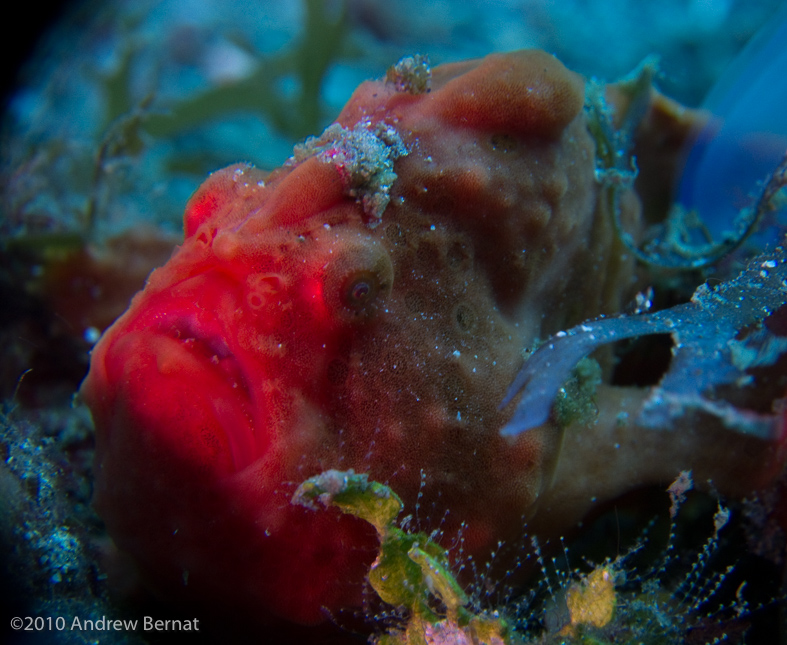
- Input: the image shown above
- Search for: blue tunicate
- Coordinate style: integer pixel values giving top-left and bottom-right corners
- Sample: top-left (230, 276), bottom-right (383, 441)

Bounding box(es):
top-left (677, 6), bottom-right (787, 244)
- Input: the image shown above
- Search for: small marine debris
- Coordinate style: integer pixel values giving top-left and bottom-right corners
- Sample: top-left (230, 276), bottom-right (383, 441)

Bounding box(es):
top-left (667, 469), bottom-right (693, 518)
top-left (293, 469), bottom-right (513, 644)
top-left (386, 54), bottom-right (432, 94)
top-left (524, 470), bottom-right (764, 644)
top-left (288, 118), bottom-right (408, 226)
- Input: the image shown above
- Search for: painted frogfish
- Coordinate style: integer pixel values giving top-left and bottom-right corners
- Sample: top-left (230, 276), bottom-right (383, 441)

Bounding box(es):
top-left (80, 50), bottom-right (787, 630)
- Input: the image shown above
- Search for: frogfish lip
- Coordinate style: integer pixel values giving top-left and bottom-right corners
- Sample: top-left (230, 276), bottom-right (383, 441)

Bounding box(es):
top-left (88, 292), bottom-right (262, 476)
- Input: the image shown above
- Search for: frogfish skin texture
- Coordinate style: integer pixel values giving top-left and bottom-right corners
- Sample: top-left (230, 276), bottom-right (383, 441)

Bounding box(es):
top-left (80, 50), bottom-right (639, 625)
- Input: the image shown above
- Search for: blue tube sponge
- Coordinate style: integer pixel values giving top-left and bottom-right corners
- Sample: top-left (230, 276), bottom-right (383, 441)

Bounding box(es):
top-left (677, 7), bottom-right (787, 240)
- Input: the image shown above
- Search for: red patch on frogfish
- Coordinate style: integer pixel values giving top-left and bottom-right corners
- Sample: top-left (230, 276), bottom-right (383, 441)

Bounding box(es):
top-left (80, 50), bottom-right (639, 628)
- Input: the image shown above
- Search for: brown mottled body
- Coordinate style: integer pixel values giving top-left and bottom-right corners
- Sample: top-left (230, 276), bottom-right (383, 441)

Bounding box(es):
top-left (81, 50), bottom-right (649, 627)
top-left (326, 51), bottom-right (641, 547)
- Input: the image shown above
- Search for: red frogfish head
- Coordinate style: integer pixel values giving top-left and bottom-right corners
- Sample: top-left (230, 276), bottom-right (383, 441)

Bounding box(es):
top-left (81, 159), bottom-right (405, 625)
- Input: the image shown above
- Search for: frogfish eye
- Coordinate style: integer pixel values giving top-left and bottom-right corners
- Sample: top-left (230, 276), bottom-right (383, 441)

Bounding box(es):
top-left (344, 272), bottom-right (378, 310)
top-left (323, 241), bottom-right (393, 321)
